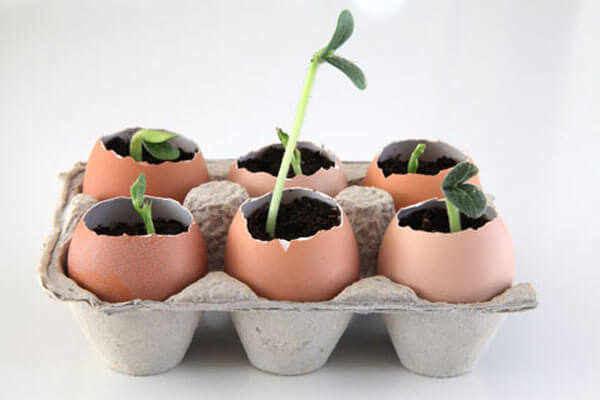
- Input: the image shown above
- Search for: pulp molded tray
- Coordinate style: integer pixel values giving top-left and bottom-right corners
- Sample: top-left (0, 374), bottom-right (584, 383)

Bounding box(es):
top-left (38, 160), bottom-right (537, 377)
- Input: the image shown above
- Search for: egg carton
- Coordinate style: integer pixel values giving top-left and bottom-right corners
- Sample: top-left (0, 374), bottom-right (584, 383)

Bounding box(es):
top-left (38, 160), bottom-right (537, 377)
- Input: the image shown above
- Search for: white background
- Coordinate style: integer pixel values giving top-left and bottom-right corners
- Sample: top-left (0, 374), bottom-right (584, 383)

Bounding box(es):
top-left (1, 0), bottom-right (598, 398)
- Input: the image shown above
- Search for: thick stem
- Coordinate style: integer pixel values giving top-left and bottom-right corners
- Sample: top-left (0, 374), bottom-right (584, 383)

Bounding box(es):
top-left (130, 131), bottom-right (144, 161)
top-left (265, 57), bottom-right (321, 237)
top-left (445, 199), bottom-right (461, 233)
top-left (142, 211), bottom-right (156, 235)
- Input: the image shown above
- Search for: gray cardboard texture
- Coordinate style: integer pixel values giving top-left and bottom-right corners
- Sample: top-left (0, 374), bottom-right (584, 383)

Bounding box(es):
top-left (232, 311), bottom-right (352, 375)
top-left (38, 160), bottom-right (537, 377)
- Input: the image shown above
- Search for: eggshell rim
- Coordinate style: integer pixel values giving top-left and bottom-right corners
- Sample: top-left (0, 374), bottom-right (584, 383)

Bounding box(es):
top-left (394, 197), bottom-right (499, 236)
top-left (238, 187), bottom-right (346, 247)
top-left (376, 139), bottom-right (470, 177)
top-left (98, 130), bottom-right (203, 167)
top-left (81, 196), bottom-right (197, 238)
top-left (234, 140), bottom-right (343, 180)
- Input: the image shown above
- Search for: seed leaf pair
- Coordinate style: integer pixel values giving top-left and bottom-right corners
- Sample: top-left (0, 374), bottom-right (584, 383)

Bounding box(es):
top-left (442, 161), bottom-right (487, 231)
top-left (130, 173), bottom-right (155, 235)
top-left (319, 9), bottom-right (367, 90)
top-left (129, 129), bottom-right (180, 162)
top-left (276, 128), bottom-right (302, 176)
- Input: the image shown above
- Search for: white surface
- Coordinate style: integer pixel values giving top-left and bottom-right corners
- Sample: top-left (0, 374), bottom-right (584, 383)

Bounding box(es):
top-left (1, 0), bottom-right (598, 398)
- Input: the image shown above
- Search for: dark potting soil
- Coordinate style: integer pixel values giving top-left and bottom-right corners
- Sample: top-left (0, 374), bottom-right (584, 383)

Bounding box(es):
top-left (247, 196), bottom-right (341, 241)
top-left (238, 146), bottom-right (335, 178)
top-left (104, 127), bottom-right (196, 164)
top-left (398, 206), bottom-right (490, 233)
top-left (378, 155), bottom-right (458, 177)
top-left (93, 218), bottom-right (188, 236)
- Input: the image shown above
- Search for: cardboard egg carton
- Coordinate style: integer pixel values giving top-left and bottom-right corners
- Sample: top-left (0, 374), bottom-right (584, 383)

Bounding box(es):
top-left (38, 160), bottom-right (537, 377)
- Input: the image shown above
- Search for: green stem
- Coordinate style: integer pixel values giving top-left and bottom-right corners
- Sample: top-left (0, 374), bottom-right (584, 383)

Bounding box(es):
top-left (445, 199), bottom-right (461, 233)
top-left (142, 212), bottom-right (155, 235)
top-left (407, 143), bottom-right (426, 174)
top-left (265, 55), bottom-right (321, 238)
top-left (130, 131), bottom-right (144, 161)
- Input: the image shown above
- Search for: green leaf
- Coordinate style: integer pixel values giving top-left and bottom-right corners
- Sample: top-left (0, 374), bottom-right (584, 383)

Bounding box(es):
top-left (137, 129), bottom-right (177, 144)
top-left (323, 55), bottom-right (367, 90)
top-left (143, 141), bottom-right (180, 161)
top-left (276, 128), bottom-right (289, 147)
top-left (443, 183), bottom-right (487, 219)
top-left (442, 161), bottom-right (479, 189)
top-left (276, 127), bottom-right (302, 175)
top-left (130, 173), bottom-right (147, 209)
top-left (323, 9), bottom-right (354, 54)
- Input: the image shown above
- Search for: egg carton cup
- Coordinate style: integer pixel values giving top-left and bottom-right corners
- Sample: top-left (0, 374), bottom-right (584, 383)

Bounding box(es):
top-left (38, 160), bottom-right (537, 377)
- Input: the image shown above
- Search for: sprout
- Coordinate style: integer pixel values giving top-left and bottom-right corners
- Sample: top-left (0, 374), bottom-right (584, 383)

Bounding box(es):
top-left (276, 128), bottom-right (302, 176)
top-left (129, 129), bottom-right (180, 162)
top-left (130, 173), bottom-right (155, 234)
top-left (441, 162), bottom-right (487, 233)
top-left (265, 9), bottom-right (366, 238)
top-left (407, 143), bottom-right (426, 173)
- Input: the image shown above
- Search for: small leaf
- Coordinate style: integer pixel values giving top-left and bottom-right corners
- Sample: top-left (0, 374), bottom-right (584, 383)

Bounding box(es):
top-left (276, 128), bottom-right (289, 147)
top-left (443, 184), bottom-right (487, 219)
top-left (442, 161), bottom-right (479, 189)
top-left (276, 127), bottom-right (302, 175)
top-left (323, 55), bottom-right (367, 90)
top-left (143, 141), bottom-right (181, 161)
top-left (323, 9), bottom-right (354, 54)
top-left (137, 129), bottom-right (177, 144)
top-left (130, 173), bottom-right (147, 209)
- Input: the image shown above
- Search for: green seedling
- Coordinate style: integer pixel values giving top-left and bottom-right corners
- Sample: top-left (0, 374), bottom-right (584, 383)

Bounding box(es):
top-left (130, 173), bottom-right (155, 235)
top-left (129, 129), bottom-right (180, 162)
top-left (441, 161), bottom-right (487, 233)
top-left (407, 143), bottom-right (426, 173)
top-left (276, 128), bottom-right (302, 176)
top-left (265, 9), bottom-right (366, 238)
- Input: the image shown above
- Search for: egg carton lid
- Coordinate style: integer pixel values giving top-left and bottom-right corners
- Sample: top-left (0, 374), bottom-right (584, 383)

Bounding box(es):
top-left (38, 161), bottom-right (537, 315)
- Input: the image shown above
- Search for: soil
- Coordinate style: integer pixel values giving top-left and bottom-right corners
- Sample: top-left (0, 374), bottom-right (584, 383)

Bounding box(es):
top-left (93, 218), bottom-right (188, 236)
top-left (378, 154), bottom-right (458, 177)
top-left (247, 196), bottom-right (341, 241)
top-left (238, 145), bottom-right (335, 178)
top-left (398, 206), bottom-right (490, 233)
top-left (104, 127), bottom-right (196, 164)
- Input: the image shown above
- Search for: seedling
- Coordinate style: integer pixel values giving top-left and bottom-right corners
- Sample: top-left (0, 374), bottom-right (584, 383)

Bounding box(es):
top-left (407, 143), bottom-right (426, 173)
top-left (276, 128), bottom-right (302, 176)
top-left (441, 161), bottom-right (487, 233)
top-left (130, 173), bottom-right (155, 234)
top-left (265, 9), bottom-right (366, 238)
top-left (129, 129), bottom-right (180, 162)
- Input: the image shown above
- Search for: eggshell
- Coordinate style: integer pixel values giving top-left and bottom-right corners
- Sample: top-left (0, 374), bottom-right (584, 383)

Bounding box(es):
top-left (224, 188), bottom-right (359, 302)
top-left (377, 199), bottom-right (514, 303)
top-left (68, 197), bottom-right (207, 303)
top-left (83, 130), bottom-right (209, 203)
top-left (228, 141), bottom-right (348, 198)
top-left (363, 140), bottom-right (480, 210)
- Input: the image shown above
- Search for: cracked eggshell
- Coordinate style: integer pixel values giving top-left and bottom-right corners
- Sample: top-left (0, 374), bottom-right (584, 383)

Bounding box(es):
top-left (224, 188), bottom-right (359, 302)
top-left (67, 197), bottom-right (207, 303)
top-left (363, 140), bottom-right (480, 210)
top-left (83, 129), bottom-right (209, 202)
top-left (227, 141), bottom-right (348, 198)
top-left (378, 199), bottom-right (514, 303)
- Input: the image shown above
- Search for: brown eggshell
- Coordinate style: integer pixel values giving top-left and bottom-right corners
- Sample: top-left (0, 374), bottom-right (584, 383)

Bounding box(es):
top-left (67, 197), bottom-right (207, 303)
top-left (224, 188), bottom-right (359, 302)
top-left (83, 131), bottom-right (209, 203)
top-left (363, 140), bottom-right (480, 210)
top-left (227, 141), bottom-right (348, 198)
top-left (378, 199), bottom-right (514, 303)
